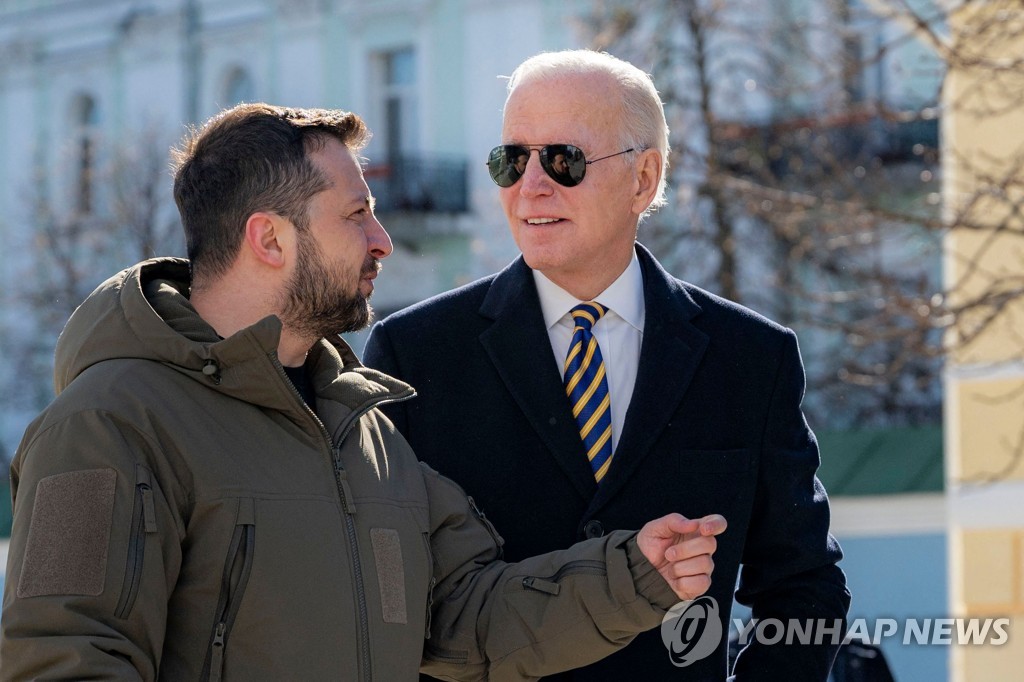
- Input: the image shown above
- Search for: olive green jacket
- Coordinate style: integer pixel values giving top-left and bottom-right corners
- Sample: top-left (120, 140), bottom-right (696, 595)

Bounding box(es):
top-left (1, 258), bottom-right (677, 681)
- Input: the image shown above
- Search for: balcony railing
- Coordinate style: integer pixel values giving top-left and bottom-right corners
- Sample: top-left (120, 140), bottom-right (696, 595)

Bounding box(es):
top-left (365, 155), bottom-right (469, 214)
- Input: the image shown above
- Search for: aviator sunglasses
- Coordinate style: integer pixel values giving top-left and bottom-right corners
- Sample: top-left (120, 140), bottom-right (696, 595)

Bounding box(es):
top-left (486, 144), bottom-right (635, 188)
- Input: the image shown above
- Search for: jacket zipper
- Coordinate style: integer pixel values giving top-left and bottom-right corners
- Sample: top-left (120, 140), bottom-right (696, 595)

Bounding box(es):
top-left (422, 534), bottom-right (436, 639)
top-left (115, 465), bottom-right (157, 619)
top-left (329, 392), bottom-right (414, 682)
top-left (272, 354), bottom-right (414, 682)
top-left (521, 560), bottom-right (608, 595)
top-left (332, 452), bottom-right (372, 682)
top-left (203, 499), bottom-right (256, 682)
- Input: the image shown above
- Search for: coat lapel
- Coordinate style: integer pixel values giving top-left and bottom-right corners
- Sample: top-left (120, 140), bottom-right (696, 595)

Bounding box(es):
top-left (478, 258), bottom-right (598, 502)
top-left (587, 244), bottom-right (710, 514)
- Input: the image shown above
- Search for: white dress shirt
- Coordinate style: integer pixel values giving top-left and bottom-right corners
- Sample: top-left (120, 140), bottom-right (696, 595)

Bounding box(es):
top-left (533, 253), bottom-right (645, 453)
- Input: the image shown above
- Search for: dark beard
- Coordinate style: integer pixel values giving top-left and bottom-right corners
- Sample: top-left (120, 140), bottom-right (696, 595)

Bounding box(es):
top-left (280, 235), bottom-right (375, 340)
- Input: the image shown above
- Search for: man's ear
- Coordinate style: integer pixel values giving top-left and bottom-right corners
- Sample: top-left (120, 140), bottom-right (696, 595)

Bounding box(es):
top-left (243, 212), bottom-right (289, 268)
top-left (631, 148), bottom-right (663, 216)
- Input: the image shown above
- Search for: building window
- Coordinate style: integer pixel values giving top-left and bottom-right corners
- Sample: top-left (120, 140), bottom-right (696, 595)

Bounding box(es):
top-left (379, 47), bottom-right (418, 162)
top-left (71, 94), bottom-right (99, 214)
top-left (364, 46), bottom-right (466, 214)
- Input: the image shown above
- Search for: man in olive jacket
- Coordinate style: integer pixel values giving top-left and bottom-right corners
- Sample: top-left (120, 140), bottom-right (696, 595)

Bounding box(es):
top-left (0, 103), bottom-right (726, 681)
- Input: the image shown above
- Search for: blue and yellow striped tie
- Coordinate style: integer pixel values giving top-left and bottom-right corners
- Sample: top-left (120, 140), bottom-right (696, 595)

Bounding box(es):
top-left (563, 302), bottom-right (613, 482)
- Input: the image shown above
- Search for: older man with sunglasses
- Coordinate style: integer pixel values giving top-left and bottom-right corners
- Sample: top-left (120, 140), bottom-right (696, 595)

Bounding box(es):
top-left (365, 50), bottom-right (850, 681)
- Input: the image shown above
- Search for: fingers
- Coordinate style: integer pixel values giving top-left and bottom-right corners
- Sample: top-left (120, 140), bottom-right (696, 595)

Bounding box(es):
top-left (696, 514), bottom-right (727, 537)
top-left (657, 513), bottom-right (727, 542)
top-left (636, 512), bottom-right (728, 575)
top-left (659, 516), bottom-right (724, 601)
top-left (642, 513), bottom-right (727, 540)
top-left (664, 533), bottom-right (717, 563)
top-left (648, 513), bottom-right (701, 538)
top-left (661, 550), bottom-right (716, 601)
top-left (666, 572), bottom-right (713, 602)
top-left (662, 553), bottom-right (715, 580)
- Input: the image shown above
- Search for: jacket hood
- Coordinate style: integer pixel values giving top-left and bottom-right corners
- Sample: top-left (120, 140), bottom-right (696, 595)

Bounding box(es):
top-left (53, 258), bottom-right (412, 412)
top-left (55, 258), bottom-right (213, 393)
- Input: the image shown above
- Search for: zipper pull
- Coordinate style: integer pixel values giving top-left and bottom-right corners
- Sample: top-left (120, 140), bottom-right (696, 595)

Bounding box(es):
top-left (140, 485), bottom-right (157, 533)
top-left (210, 622), bottom-right (226, 682)
top-left (522, 577), bottom-right (561, 596)
top-left (334, 453), bottom-right (357, 515)
top-left (135, 466), bottom-right (158, 533)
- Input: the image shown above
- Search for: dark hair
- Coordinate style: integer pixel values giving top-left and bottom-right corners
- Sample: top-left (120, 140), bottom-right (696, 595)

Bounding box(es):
top-left (172, 103), bottom-right (370, 282)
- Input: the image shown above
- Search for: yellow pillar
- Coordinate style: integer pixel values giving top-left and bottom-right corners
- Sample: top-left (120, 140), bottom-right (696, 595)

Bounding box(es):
top-left (944, 3), bottom-right (1024, 680)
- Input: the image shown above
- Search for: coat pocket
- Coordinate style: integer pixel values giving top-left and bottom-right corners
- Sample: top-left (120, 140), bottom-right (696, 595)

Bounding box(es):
top-left (114, 464), bottom-right (158, 619)
top-left (202, 498), bottom-right (256, 682)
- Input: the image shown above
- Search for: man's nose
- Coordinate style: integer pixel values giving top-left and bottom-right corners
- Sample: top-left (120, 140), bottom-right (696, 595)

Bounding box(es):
top-left (366, 215), bottom-right (393, 259)
top-left (518, 149), bottom-right (554, 196)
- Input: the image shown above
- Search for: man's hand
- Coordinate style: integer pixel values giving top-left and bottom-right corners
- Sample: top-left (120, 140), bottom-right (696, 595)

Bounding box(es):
top-left (637, 513), bottom-right (727, 601)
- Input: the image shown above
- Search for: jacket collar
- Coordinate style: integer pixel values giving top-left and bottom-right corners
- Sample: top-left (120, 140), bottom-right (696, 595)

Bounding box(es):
top-left (478, 257), bottom-right (599, 501)
top-left (56, 258), bottom-right (414, 429)
top-left (477, 244), bottom-right (709, 509)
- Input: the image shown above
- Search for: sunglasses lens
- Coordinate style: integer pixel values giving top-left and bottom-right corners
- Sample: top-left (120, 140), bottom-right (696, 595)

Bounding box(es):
top-left (488, 145), bottom-right (528, 188)
top-left (541, 144), bottom-right (586, 187)
top-left (486, 144), bottom-right (589, 187)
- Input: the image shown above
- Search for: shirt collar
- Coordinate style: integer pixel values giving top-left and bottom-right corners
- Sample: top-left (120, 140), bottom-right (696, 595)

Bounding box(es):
top-left (533, 250), bottom-right (645, 331)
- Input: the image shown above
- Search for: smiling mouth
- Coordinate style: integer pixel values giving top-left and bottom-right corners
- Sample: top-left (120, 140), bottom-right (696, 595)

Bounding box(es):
top-left (526, 218), bottom-right (563, 225)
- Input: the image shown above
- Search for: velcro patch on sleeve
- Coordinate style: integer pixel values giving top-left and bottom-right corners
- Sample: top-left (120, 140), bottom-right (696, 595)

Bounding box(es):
top-left (370, 527), bottom-right (407, 624)
top-left (18, 468), bottom-right (118, 598)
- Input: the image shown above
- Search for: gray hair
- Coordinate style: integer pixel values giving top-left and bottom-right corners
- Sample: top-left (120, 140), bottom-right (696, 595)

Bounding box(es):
top-left (505, 50), bottom-right (670, 214)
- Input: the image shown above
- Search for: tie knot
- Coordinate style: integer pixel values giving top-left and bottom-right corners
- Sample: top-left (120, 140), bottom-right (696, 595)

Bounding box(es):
top-left (570, 302), bottom-right (607, 331)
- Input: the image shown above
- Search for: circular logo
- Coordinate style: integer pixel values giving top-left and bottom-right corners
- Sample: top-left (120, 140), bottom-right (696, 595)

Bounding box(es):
top-left (660, 596), bottom-right (723, 667)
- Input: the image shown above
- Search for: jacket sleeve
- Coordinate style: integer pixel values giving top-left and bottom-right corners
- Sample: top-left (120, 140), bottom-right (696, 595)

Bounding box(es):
top-left (0, 410), bottom-right (183, 682)
top-left (418, 464), bottom-right (678, 682)
top-left (731, 330), bottom-right (851, 681)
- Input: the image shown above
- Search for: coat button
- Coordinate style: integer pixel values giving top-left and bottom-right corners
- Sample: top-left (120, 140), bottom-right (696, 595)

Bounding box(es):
top-left (583, 520), bottom-right (604, 539)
